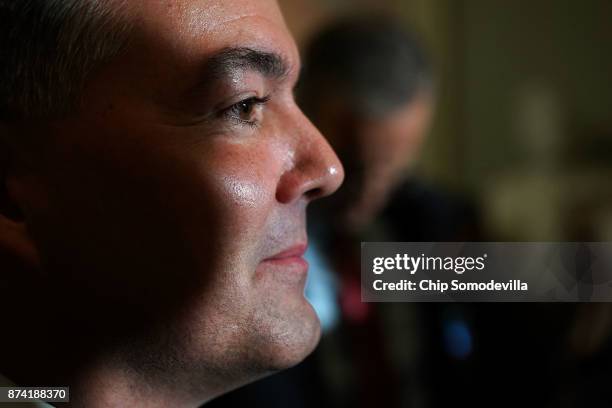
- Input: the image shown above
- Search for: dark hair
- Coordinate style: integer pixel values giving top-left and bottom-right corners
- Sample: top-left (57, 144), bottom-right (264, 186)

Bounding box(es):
top-left (300, 16), bottom-right (433, 118)
top-left (0, 0), bottom-right (132, 121)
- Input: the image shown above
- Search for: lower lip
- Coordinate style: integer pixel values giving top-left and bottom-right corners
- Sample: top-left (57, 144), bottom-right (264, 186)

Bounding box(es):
top-left (262, 256), bottom-right (309, 269)
top-left (257, 256), bottom-right (309, 283)
top-left (262, 256), bottom-right (308, 272)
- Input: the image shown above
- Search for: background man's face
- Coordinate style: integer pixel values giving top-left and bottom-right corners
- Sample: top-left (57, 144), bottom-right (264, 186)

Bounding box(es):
top-left (343, 96), bottom-right (433, 229)
top-left (314, 95), bottom-right (433, 232)
top-left (13, 0), bottom-right (343, 386)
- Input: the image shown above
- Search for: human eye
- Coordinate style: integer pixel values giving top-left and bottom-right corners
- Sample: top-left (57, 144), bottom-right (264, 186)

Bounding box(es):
top-left (221, 95), bottom-right (270, 128)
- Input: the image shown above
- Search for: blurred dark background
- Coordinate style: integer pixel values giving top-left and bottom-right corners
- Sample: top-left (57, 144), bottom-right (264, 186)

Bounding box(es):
top-left (207, 1), bottom-right (612, 407)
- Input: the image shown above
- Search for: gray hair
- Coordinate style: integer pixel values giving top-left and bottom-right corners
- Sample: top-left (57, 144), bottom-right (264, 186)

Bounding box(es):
top-left (300, 17), bottom-right (433, 119)
top-left (0, 0), bottom-right (132, 122)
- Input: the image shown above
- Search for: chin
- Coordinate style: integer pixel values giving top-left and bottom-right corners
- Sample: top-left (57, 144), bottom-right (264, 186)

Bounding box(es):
top-left (254, 297), bottom-right (322, 371)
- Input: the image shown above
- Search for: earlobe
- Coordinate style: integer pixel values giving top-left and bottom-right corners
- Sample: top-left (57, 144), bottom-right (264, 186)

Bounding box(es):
top-left (0, 215), bottom-right (41, 271)
top-left (0, 139), bottom-right (41, 272)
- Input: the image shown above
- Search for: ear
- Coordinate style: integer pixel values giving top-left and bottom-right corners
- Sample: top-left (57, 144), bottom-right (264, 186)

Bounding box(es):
top-left (0, 132), bottom-right (41, 272)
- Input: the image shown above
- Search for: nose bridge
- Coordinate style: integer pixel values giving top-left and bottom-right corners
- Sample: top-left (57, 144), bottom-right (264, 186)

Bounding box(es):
top-left (275, 109), bottom-right (344, 204)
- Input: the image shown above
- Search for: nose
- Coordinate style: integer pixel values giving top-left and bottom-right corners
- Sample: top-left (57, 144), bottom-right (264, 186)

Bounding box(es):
top-left (276, 110), bottom-right (344, 204)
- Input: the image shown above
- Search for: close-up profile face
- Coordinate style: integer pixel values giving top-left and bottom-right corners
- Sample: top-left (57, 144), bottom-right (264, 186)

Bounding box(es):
top-left (6, 0), bottom-right (342, 392)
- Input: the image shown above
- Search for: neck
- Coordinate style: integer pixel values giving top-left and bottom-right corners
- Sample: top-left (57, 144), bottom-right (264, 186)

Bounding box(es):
top-left (0, 286), bottom-right (221, 407)
top-left (1, 322), bottom-right (219, 407)
top-left (67, 357), bottom-right (210, 408)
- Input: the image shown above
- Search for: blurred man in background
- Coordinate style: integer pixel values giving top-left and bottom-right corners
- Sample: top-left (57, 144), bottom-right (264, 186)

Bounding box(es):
top-left (303, 18), bottom-right (450, 408)
top-left (301, 17), bottom-right (480, 408)
top-left (300, 17), bottom-right (435, 237)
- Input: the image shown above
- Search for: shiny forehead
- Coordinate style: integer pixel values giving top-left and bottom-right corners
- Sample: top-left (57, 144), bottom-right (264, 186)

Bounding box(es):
top-left (128, 0), bottom-right (287, 42)
top-left (164, 0), bottom-right (285, 31)
top-left (124, 0), bottom-right (298, 71)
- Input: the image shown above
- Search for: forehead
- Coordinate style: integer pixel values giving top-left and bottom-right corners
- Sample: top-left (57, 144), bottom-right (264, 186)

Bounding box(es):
top-left (128, 0), bottom-right (298, 67)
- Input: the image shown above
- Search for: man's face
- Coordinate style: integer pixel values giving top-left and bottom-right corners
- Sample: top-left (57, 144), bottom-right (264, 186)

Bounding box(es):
top-left (12, 0), bottom-right (342, 389)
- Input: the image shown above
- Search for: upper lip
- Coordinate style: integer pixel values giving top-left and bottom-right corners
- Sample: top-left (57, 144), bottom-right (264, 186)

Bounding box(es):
top-left (263, 243), bottom-right (308, 261)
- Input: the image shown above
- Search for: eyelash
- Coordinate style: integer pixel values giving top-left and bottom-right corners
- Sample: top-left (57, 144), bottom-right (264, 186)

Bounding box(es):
top-left (222, 95), bottom-right (271, 128)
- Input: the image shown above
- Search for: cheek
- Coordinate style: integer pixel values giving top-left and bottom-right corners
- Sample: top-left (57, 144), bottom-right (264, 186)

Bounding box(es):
top-left (193, 140), bottom-right (283, 272)
top-left (222, 175), bottom-right (267, 208)
top-left (209, 142), bottom-right (278, 223)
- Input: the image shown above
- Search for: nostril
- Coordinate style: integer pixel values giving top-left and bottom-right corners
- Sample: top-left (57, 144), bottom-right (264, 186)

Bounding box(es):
top-left (305, 187), bottom-right (324, 201)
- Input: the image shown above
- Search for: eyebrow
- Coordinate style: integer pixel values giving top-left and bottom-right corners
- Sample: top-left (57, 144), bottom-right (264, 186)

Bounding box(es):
top-left (204, 47), bottom-right (291, 81)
